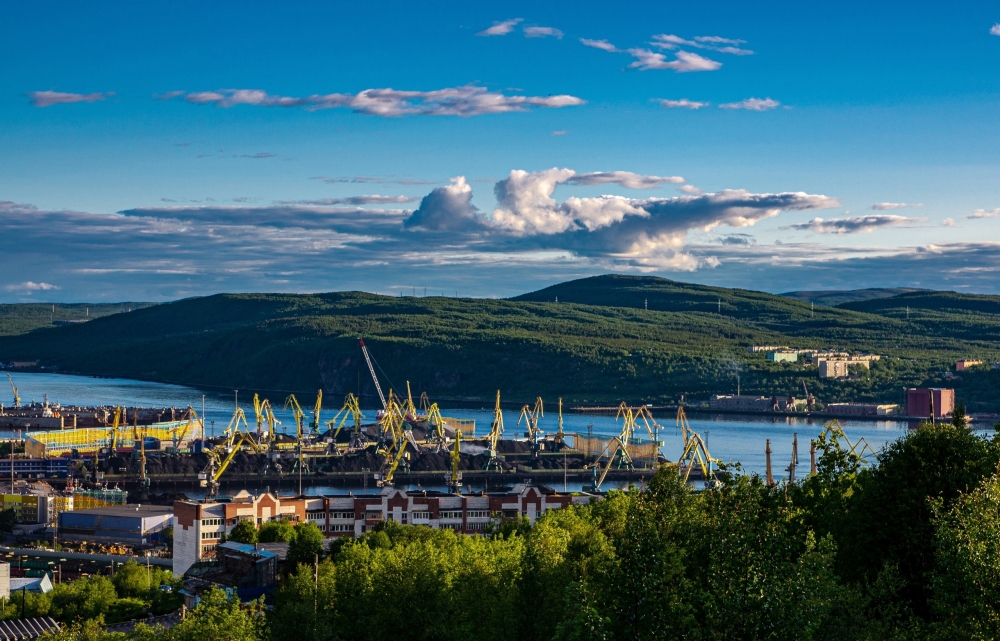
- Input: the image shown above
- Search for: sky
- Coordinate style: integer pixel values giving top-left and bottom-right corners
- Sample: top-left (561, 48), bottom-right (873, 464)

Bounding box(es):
top-left (2, 0), bottom-right (1000, 302)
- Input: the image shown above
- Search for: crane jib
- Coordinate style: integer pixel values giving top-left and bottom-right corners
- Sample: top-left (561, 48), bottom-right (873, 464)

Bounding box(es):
top-left (359, 337), bottom-right (388, 411)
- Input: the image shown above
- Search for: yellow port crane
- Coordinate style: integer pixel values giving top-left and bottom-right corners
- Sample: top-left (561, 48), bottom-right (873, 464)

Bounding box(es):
top-left (108, 406), bottom-right (124, 456)
top-left (200, 431), bottom-right (263, 498)
top-left (130, 409), bottom-right (150, 500)
top-left (587, 403), bottom-right (662, 492)
top-left (676, 405), bottom-right (719, 485)
top-left (484, 391), bottom-right (505, 471)
top-left (327, 393), bottom-right (363, 452)
top-left (6, 374), bottom-right (20, 408)
top-left (380, 437), bottom-right (408, 486)
top-left (404, 382), bottom-right (418, 420)
top-left (252, 394), bottom-right (280, 441)
top-left (426, 402), bottom-right (446, 443)
top-left (311, 390), bottom-right (322, 435)
top-left (555, 398), bottom-right (565, 444)
top-left (518, 397), bottom-right (544, 443)
top-left (284, 395), bottom-right (306, 440)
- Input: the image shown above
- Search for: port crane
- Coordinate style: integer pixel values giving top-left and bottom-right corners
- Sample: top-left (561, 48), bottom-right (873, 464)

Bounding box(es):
top-left (587, 403), bottom-right (663, 492)
top-left (199, 431), bottom-right (263, 498)
top-left (359, 338), bottom-right (387, 411)
top-left (518, 397), bottom-right (544, 444)
top-left (6, 374), bottom-right (20, 408)
top-left (484, 391), bottom-right (505, 472)
top-left (284, 395), bottom-right (309, 476)
top-left (676, 406), bottom-right (719, 485)
top-left (327, 393), bottom-right (363, 452)
top-left (311, 390), bottom-right (322, 435)
top-left (252, 394), bottom-right (279, 441)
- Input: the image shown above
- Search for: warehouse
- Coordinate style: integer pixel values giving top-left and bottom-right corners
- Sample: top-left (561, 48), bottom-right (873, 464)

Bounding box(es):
top-left (57, 505), bottom-right (173, 546)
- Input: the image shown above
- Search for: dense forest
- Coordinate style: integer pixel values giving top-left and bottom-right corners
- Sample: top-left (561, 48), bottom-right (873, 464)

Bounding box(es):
top-left (35, 417), bottom-right (1000, 640)
top-left (0, 275), bottom-right (998, 410)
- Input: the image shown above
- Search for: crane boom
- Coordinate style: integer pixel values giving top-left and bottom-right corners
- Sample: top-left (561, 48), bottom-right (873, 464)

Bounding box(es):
top-left (359, 337), bottom-right (387, 410)
top-left (311, 390), bottom-right (322, 434)
top-left (6, 374), bottom-right (20, 408)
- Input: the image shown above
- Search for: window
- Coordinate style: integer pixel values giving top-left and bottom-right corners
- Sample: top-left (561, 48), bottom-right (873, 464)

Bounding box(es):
top-left (466, 511), bottom-right (490, 519)
top-left (330, 511), bottom-right (354, 520)
top-left (307, 512), bottom-right (325, 521)
top-left (365, 511), bottom-right (383, 520)
top-left (467, 522), bottom-right (489, 531)
top-left (202, 544), bottom-right (217, 554)
top-left (201, 518), bottom-right (223, 526)
top-left (411, 511), bottom-right (430, 521)
top-left (201, 532), bottom-right (220, 540)
top-left (440, 511), bottom-right (463, 520)
top-left (330, 524), bottom-right (354, 532)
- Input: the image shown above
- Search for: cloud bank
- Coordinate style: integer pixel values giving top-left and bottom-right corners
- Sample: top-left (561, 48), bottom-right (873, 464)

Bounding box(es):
top-left (478, 19), bottom-right (522, 36)
top-left (166, 85), bottom-right (584, 117)
top-left (28, 91), bottom-right (112, 107)
top-left (782, 214), bottom-right (922, 234)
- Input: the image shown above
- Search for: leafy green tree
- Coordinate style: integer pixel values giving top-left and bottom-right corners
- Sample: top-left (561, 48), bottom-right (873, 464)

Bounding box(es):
top-left (164, 587), bottom-right (266, 641)
top-left (228, 519), bottom-right (258, 544)
top-left (286, 522), bottom-right (326, 571)
top-left (111, 560), bottom-right (150, 599)
top-left (258, 519), bottom-right (295, 543)
top-left (269, 559), bottom-right (337, 641)
top-left (932, 471), bottom-right (1000, 639)
top-left (0, 509), bottom-right (15, 533)
top-left (840, 423), bottom-right (1000, 618)
top-left (951, 400), bottom-right (968, 429)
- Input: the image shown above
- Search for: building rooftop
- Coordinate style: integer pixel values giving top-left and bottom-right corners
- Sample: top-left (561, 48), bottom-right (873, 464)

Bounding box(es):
top-left (0, 616), bottom-right (60, 639)
top-left (64, 504), bottom-right (173, 518)
top-left (218, 541), bottom-right (278, 559)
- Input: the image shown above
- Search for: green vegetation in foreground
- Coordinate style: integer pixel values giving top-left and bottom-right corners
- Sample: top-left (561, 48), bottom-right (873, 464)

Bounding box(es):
top-left (40, 418), bottom-right (1000, 641)
top-left (0, 303), bottom-right (156, 337)
top-left (1, 275), bottom-right (999, 409)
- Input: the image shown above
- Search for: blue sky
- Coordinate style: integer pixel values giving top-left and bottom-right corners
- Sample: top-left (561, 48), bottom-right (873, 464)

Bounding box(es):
top-left (2, 0), bottom-right (1000, 302)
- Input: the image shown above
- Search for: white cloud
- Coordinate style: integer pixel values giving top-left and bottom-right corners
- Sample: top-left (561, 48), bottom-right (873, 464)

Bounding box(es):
top-left (566, 172), bottom-right (684, 189)
top-left (719, 97), bottom-right (780, 111)
top-left (942, 218), bottom-right (956, 227)
top-left (524, 26), bottom-right (563, 39)
top-left (168, 85), bottom-right (584, 117)
top-left (551, 130), bottom-right (568, 136)
top-left (580, 38), bottom-right (620, 52)
top-left (658, 99), bottom-right (709, 109)
top-left (782, 214), bottom-right (922, 234)
top-left (969, 208), bottom-right (1000, 219)
top-left (403, 177), bottom-right (485, 231)
top-left (651, 33), bottom-right (753, 55)
top-left (991, 23), bottom-right (1000, 36)
top-left (3, 281), bottom-right (59, 292)
top-left (477, 18), bottom-right (522, 36)
top-left (871, 202), bottom-right (922, 210)
top-left (28, 91), bottom-right (112, 107)
top-left (627, 49), bottom-right (722, 72)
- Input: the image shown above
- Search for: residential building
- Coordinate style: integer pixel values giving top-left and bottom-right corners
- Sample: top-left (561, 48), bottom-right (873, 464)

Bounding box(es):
top-left (748, 345), bottom-right (790, 354)
top-left (0, 617), bottom-right (60, 639)
top-left (766, 352), bottom-right (799, 363)
top-left (57, 504), bottom-right (174, 546)
top-left (905, 388), bottom-right (955, 419)
top-left (174, 486), bottom-right (594, 576)
top-left (956, 359), bottom-right (983, 371)
top-left (0, 489), bottom-right (73, 525)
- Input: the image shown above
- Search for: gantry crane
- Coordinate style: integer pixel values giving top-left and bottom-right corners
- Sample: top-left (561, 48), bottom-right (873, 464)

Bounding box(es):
top-left (199, 431), bottom-right (263, 498)
top-left (253, 394), bottom-right (279, 441)
top-left (327, 393), bottom-right (363, 452)
top-left (587, 403), bottom-right (663, 492)
top-left (518, 397), bottom-right (544, 444)
top-left (129, 409), bottom-right (150, 501)
top-left (6, 374), bottom-right (20, 409)
top-left (284, 395), bottom-right (309, 476)
top-left (484, 391), bottom-right (505, 472)
top-left (555, 398), bottom-right (565, 444)
top-left (359, 337), bottom-right (387, 410)
top-left (108, 406), bottom-right (124, 456)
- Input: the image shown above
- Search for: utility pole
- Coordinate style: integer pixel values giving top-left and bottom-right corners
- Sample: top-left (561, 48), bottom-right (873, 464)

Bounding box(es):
top-left (765, 439), bottom-right (774, 485)
top-left (201, 395), bottom-right (206, 441)
top-left (644, 298), bottom-right (647, 311)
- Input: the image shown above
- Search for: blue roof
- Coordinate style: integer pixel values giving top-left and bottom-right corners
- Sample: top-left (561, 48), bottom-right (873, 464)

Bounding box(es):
top-left (11, 576), bottom-right (53, 594)
top-left (217, 541), bottom-right (277, 559)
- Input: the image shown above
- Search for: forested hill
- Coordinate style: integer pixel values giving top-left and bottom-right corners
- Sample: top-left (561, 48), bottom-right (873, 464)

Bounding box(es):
top-left (782, 287), bottom-right (925, 307)
top-left (0, 302), bottom-right (156, 337)
top-left (0, 276), bottom-right (998, 410)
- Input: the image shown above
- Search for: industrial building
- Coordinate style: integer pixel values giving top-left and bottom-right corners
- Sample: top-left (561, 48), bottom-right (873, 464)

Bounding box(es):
top-left (0, 458), bottom-right (70, 479)
top-left (0, 491), bottom-right (72, 526)
top-left (173, 486), bottom-right (595, 576)
top-left (824, 403), bottom-right (900, 416)
top-left (956, 359), bottom-right (983, 371)
top-left (708, 395), bottom-right (772, 412)
top-left (906, 388), bottom-right (955, 419)
top-left (57, 504), bottom-right (174, 546)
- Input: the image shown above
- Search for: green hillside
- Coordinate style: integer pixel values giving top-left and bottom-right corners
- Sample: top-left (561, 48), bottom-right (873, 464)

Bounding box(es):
top-left (781, 287), bottom-right (925, 307)
top-left (0, 302), bottom-right (157, 337)
top-left (0, 276), bottom-right (998, 410)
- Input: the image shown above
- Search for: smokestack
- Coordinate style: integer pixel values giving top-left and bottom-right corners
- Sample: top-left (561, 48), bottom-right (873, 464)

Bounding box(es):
top-left (765, 439), bottom-right (774, 486)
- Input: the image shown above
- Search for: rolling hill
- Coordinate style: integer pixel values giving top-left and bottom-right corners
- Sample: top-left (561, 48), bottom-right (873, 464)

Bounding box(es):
top-left (0, 276), bottom-right (997, 410)
top-left (0, 302), bottom-right (157, 337)
top-left (781, 288), bottom-right (925, 307)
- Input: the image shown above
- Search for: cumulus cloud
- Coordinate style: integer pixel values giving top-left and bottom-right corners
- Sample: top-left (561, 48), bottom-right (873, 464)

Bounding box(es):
top-left (566, 172), bottom-right (684, 189)
top-left (719, 97), bottom-right (780, 111)
top-left (3, 281), bottom-right (59, 292)
top-left (942, 218), bottom-right (956, 227)
top-left (403, 177), bottom-right (485, 231)
top-left (551, 130), bottom-right (568, 136)
top-left (28, 91), bottom-right (112, 107)
top-left (627, 49), bottom-right (722, 72)
top-left (658, 99), bottom-right (709, 109)
top-left (969, 208), bottom-right (1000, 219)
top-left (782, 214), bottom-right (922, 234)
top-left (694, 36), bottom-right (745, 45)
top-left (477, 18), bottom-right (522, 36)
top-left (166, 85), bottom-right (584, 117)
top-left (310, 175), bottom-right (437, 185)
top-left (524, 26), bottom-right (563, 39)
top-left (872, 202), bottom-right (922, 210)
top-left (580, 38), bottom-right (620, 52)
top-left (991, 23), bottom-right (1000, 35)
